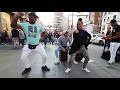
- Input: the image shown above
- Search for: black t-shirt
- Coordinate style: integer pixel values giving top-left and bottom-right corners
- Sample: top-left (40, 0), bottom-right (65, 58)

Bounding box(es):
top-left (12, 29), bottom-right (19, 38)
top-left (69, 30), bottom-right (91, 55)
top-left (111, 24), bottom-right (120, 42)
top-left (73, 30), bottom-right (91, 45)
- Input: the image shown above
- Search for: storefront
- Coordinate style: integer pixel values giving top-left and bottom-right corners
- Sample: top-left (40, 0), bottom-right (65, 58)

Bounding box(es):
top-left (0, 12), bottom-right (11, 35)
top-left (0, 12), bottom-right (28, 36)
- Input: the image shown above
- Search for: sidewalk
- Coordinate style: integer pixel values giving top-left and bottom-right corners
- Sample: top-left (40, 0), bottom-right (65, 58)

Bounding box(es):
top-left (0, 44), bottom-right (120, 78)
top-left (0, 44), bottom-right (100, 78)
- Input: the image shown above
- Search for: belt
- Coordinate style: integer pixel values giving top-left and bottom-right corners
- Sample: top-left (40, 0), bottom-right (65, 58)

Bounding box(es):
top-left (62, 46), bottom-right (67, 48)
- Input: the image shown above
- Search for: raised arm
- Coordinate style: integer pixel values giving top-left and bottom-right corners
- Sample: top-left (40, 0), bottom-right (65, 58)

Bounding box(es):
top-left (11, 12), bottom-right (24, 29)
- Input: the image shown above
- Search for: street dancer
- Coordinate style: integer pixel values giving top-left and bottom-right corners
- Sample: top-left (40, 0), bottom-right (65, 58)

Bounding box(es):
top-left (11, 12), bottom-right (50, 75)
top-left (65, 18), bottom-right (91, 73)
top-left (106, 19), bottom-right (120, 67)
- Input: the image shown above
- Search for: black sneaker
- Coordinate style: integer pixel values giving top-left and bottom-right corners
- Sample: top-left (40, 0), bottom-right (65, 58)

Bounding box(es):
top-left (22, 67), bottom-right (31, 75)
top-left (42, 66), bottom-right (50, 71)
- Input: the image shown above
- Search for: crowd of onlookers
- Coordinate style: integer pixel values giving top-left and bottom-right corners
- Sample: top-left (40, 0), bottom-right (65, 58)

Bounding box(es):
top-left (0, 30), bottom-right (10, 45)
top-left (0, 28), bottom-right (65, 47)
top-left (0, 28), bottom-right (26, 48)
top-left (42, 31), bottom-right (63, 46)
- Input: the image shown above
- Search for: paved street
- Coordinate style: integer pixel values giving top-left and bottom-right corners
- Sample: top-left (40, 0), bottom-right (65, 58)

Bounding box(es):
top-left (0, 44), bottom-right (120, 78)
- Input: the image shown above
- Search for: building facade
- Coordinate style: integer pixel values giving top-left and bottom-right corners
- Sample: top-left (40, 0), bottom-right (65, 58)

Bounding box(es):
top-left (101, 12), bottom-right (120, 34)
top-left (0, 12), bottom-right (29, 35)
top-left (53, 12), bottom-right (63, 32)
top-left (89, 12), bottom-right (103, 33)
top-left (53, 12), bottom-right (73, 33)
top-left (62, 14), bottom-right (72, 32)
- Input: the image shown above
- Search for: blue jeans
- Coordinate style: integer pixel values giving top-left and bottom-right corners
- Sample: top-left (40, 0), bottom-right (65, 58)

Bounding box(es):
top-left (55, 47), bottom-right (61, 58)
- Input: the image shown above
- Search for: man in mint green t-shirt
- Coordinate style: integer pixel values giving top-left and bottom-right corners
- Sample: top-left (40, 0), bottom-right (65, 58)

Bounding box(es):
top-left (11, 12), bottom-right (50, 75)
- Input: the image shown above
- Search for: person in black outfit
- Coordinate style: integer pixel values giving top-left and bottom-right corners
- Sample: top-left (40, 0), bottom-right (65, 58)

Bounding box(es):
top-left (11, 28), bottom-right (19, 46)
top-left (104, 27), bottom-right (112, 51)
top-left (106, 19), bottom-right (120, 67)
top-left (65, 18), bottom-right (91, 73)
top-left (4, 30), bottom-right (8, 44)
top-left (1, 31), bottom-right (6, 44)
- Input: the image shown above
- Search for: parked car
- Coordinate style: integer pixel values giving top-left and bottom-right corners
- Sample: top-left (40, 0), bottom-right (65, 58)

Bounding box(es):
top-left (91, 34), bottom-right (105, 46)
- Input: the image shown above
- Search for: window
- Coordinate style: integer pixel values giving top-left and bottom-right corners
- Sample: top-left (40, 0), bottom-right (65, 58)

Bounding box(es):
top-left (107, 17), bottom-right (109, 21)
top-left (113, 15), bottom-right (116, 19)
top-left (104, 19), bottom-right (105, 22)
top-left (104, 12), bottom-right (106, 16)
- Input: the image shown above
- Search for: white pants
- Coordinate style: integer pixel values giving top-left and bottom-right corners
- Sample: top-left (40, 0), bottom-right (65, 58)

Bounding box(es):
top-left (12, 37), bottom-right (19, 46)
top-left (21, 44), bottom-right (47, 68)
top-left (108, 42), bottom-right (120, 63)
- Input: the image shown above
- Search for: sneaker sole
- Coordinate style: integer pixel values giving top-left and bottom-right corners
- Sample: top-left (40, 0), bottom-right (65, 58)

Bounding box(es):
top-left (106, 65), bottom-right (112, 68)
top-left (65, 70), bottom-right (71, 74)
top-left (81, 69), bottom-right (90, 73)
top-left (54, 62), bottom-right (60, 65)
top-left (41, 69), bottom-right (50, 71)
top-left (22, 70), bottom-right (31, 75)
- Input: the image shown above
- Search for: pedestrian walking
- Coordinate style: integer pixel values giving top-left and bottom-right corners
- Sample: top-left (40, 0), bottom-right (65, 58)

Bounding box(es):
top-left (65, 18), bottom-right (91, 73)
top-left (19, 29), bottom-right (25, 48)
top-left (106, 19), bottom-right (120, 67)
top-left (11, 12), bottom-right (50, 75)
top-left (103, 27), bottom-right (112, 51)
top-left (43, 33), bottom-right (49, 46)
top-left (0, 31), bottom-right (2, 44)
top-left (1, 31), bottom-right (6, 44)
top-left (4, 30), bottom-right (8, 45)
top-left (11, 28), bottom-right (19, 46)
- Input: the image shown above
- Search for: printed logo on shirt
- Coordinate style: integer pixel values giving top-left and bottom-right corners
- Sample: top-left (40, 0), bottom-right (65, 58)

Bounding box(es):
top-left (28, 26), bottom-right (37, 38)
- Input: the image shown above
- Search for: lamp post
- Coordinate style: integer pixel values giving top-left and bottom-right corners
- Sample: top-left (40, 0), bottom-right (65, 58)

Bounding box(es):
top-left (72, 12), bottom-right (73, 31)
top-left (68, 15), bottom-right (69, 31)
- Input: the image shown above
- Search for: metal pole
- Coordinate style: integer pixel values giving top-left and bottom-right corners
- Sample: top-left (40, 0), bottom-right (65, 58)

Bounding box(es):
top-left (72, 12), bottom-right (73, 31)
top-left (71, 12), bottom-right (73, 41)
top-left (68, 15), bottom-right (69, 31)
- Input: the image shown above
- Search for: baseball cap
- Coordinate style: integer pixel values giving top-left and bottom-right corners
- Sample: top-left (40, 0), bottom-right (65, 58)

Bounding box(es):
top-left (29, 12), bottom-right (39, 18)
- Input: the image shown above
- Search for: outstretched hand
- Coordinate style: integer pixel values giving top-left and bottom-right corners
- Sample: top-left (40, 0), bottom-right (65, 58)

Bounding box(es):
top-left (14, 12), bottom-right (25, 17)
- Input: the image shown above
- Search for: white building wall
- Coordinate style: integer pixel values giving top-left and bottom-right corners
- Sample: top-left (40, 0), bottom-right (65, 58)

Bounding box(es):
top-left (101, 12), bottom-right (120, 34)
top-left (53, 12), bottom-right (63, 32)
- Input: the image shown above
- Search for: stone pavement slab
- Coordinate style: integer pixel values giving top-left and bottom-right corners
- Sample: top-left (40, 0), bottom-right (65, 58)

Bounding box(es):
top-left (0, 44), bottom-right (120, 78)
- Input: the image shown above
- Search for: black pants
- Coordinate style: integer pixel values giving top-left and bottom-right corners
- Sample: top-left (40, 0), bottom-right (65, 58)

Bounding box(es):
top-left (104, 40), bottom-right (110, 51)
top-left (19, 39), bottom-right (25, 46)
top-left (1, 37), bottom-right (6, 44)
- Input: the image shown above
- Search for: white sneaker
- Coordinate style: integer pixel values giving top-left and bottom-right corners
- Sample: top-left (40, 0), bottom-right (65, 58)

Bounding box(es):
top-left (106, 61), bottom-right (115, 68)
top-left (106, 63), bottom-right (112, 68)
top-left (73, 60), bottom-right (78, 64)
top-left (106, 62), bottom-right (113, 68)
top-left (82, 68), bottom-right (90, 72)
top-left (108, 61), bottom-right (115, 64)
top-left (65, 68), bottom-right (71, 73)
top-left (54, 58), bottom-right (60, 65)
